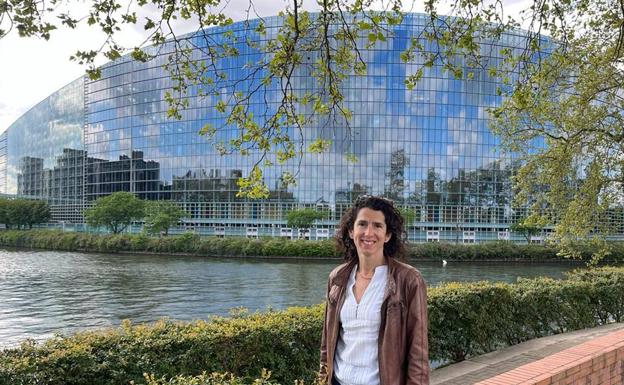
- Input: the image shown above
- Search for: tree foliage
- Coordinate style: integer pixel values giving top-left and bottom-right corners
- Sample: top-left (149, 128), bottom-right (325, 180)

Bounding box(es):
top-left (0, 199), bottom-right (51, 229)
top-left (510, 217), bottom-right (542, 244)
top-left (26, 200), bottom-right (51, 229)
top-left (472, 0), bottom-right (624, 259)
top-left (398, 207), bottom-right (417, 226)
top-left (285, 208), bottom-right (325, 229)
top-left (1, 0), bottom-right (403, 198)
top-left (84, 192), bottom-right (145, 234)
top-left (144, 201), bottom-right (187, 236)
top-left (3, 0), bottom-right (624, 252)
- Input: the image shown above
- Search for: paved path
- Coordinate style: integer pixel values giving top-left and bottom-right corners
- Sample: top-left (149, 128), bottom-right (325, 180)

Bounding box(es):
top-left (431, 322), bottom-right (624, 385)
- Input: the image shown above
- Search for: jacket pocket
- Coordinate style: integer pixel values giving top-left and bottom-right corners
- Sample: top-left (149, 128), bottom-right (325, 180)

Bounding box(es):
top-left (387, 300), bottom-right (404, 313)
top-left (385, 301), bottom-right (405, 354)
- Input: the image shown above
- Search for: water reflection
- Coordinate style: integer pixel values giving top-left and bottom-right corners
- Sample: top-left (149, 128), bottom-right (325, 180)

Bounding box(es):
top-left (0, 249), bottom-right (579, 347)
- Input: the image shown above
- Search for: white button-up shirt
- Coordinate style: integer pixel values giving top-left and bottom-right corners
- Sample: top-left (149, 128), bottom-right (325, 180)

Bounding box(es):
top-left (334, 264), bottom-right (388, 385)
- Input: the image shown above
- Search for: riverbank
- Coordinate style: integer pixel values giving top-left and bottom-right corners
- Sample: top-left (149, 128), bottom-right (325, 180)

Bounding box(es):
top-left (1, 266), bottom-right (623, 385)
top-left (0, 229), bottom-right (607, 262)
top-left (0, 249), bottom-right (577, 348)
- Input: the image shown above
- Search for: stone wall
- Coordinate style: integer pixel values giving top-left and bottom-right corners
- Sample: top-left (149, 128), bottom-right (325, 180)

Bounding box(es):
top-left (475, 329), bottom-right (624, 385)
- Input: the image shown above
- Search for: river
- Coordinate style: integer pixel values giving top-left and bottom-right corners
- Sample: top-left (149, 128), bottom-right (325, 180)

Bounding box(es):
top-left (0, 249), bottom-right (580, 347)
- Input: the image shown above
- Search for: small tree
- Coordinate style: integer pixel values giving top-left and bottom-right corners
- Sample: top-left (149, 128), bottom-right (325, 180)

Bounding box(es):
top-left (0, 199), bottom-right (27, 229)
top-left (25, 200), bottom-right (50, 229)
top-left (398, 207), bottom-right (417, 241)
top-left (7, 200), bottom-right (31, 229)
top-left (144, 201), bottom-right (187, 236)
top-left (85, 192), bottom-right (145, 234)
top-left (0, 199), bottom-right (11, 229)
top-left (286, 208), bottom-right (325, 238)
top-left (510, 218), bottom-right (542, 243)
top-left (398, 207), bottom-right (417, 226)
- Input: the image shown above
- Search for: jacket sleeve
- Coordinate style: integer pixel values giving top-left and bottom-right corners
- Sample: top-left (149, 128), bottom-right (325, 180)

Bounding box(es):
top-left (406, 272), bottom-right (429, 385)
top-left (319, 276), bottom-right (331, 384)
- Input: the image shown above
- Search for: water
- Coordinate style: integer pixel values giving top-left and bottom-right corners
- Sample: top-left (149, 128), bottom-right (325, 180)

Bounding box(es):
top-left (0, 249), bottom-right (579, 347)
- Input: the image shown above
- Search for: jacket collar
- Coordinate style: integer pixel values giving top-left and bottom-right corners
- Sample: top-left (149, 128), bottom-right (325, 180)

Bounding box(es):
top-left (384, 257), bottom-right (398, 300)
top-left (333, 259), bottom-right (357, 287)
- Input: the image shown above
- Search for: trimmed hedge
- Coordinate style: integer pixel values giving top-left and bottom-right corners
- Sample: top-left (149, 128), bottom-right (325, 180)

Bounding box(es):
top-left (0, 306), bottom-right (324, 385)
top-left (2, 267), bottom-right (624, 385)
top-left (428, 277), bottom-right (601, 362)
top-left (408, 241), bottom-right (562, 261)
top-left (0, 229), bottom-right (615, 261)
top-left (142, 371), bottom-right (278, 385)
top-left (0, 230), bottom-right (339, 258)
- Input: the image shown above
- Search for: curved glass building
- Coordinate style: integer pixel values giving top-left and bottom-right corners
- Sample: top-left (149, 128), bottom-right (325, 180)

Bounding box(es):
top-left (1, 13), bottom-right (538, 241)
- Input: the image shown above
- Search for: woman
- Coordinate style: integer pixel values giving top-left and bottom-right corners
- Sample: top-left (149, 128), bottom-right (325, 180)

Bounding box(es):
top-left (320, 195), bottom-right (429, 385)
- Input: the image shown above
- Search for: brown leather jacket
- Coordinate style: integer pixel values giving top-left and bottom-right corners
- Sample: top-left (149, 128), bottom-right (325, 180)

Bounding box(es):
top-left (319, 257), bottom-right (429, 385)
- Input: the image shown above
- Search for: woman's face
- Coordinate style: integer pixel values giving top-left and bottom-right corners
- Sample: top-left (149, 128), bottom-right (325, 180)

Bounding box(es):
top-left (349, 207), bottom-right (391, 260)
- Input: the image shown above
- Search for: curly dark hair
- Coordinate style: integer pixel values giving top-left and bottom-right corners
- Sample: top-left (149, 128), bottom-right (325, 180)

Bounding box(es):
top-left (335, 195), bottom-right (407, 262)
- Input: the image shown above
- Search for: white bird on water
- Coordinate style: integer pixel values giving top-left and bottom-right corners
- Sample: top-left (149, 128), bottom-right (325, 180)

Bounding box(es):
top-left (442, 259), bottom-right (447, 267)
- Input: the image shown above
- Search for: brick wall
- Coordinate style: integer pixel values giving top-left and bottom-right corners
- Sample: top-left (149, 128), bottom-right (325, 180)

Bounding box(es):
top-left (475, 329), bottom-right (624, 385)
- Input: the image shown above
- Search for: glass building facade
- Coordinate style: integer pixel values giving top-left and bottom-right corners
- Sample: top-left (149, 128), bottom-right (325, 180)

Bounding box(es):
top-left (1, 14), bottom-right (551, 241)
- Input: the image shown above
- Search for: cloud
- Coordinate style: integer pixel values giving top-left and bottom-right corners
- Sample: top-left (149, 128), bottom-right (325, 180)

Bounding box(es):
top-left (0, 0), bottom-right (533, 133)
top-left (0, 1), bottom-right (311, 133)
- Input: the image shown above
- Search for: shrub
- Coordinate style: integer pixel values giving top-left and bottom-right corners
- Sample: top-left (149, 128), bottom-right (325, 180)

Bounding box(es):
top-left (565, 267), bottom-right (624, 322)
top-left (130, 233), bottom-right (150, 251)
top-left (260, 239), bottom-right (285, 257)
top-left (0, 305), bottom-right (324, 385)
top-left (407, 241), bottom-right (564, 261)
top-left (142, 371), bottom-right (277, 385)
top-left (221, 237), bottom-right (247, 256)
top-left (426, 268), bottom-right (623, 363)
top-left (5, 229), bottom-right (624, 262)
top-left (427, 281), bottom-right (516, 362)
top-left (241, 239), bottom-right (264, 256)
top-left (0, 230), bottom-right (30, 247)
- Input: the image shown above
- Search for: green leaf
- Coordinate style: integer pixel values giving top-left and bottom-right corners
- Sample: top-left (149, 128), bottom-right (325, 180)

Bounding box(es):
top-left (307, 139), bottom-right (332, 153)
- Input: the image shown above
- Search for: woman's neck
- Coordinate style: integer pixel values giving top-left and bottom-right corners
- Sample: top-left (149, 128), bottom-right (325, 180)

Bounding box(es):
top-left (357, 254), bottom-right (386, 275)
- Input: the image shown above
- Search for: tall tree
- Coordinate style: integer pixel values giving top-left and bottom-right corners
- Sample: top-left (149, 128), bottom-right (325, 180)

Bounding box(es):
top-left (84, 192), bottom-right (145, 234)
top-left (144, 201), bottom-right (187, 236)
top-left (412, 0), bottom-right (624, 258)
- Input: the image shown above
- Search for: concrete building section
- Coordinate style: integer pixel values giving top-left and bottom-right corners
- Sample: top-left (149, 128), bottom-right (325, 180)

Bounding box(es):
top-left (432, 322), bottom-right (624, 385)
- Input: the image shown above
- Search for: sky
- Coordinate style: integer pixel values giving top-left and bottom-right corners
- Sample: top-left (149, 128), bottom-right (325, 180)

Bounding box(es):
top-left (0, 0), bottom-right (528, 133)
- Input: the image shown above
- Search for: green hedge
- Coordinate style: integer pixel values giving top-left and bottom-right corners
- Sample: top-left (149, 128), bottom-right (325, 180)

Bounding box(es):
top-left (0, 306), bottom-right (325, 385)
top-left (145, 371), bottom-right (278, 385)
top-left (141, 371), bottom-right (277, 385)
top-left (408, 241), bottom-right (562, 261)
top-left (0, 229), bottom-right (614, 261)
top-left (0, 230), bottom-right (339, 258)
top-left (428, 277), bottom-right (601, 362)
top-left (2, 267), bottom-right (624, 385)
